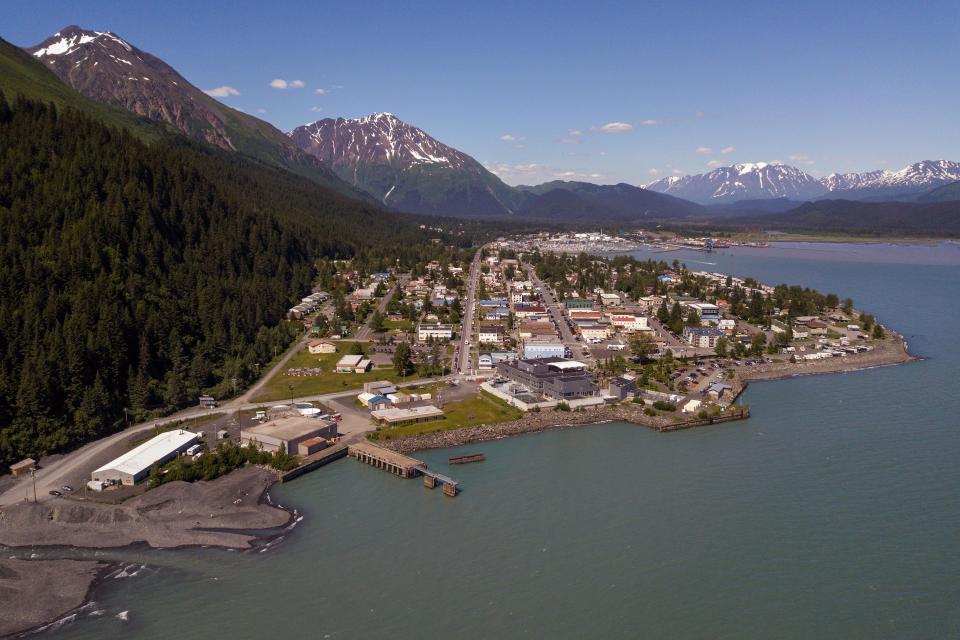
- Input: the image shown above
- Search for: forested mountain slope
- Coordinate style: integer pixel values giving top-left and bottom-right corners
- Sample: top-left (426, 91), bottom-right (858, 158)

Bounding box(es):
top-left (0, 93), bottom-right (445, 468)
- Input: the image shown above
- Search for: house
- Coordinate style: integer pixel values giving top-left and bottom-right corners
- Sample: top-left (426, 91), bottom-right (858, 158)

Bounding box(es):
top-left (418, 323), bottom-right (454, 341)
top-left (682, 326), bottom-right (725, 348)
top-left (805, 320), bottom-right (829, 336)
top-left (308, 339), bottom-right (337, 354)
top-left (478, 324), bottom-right (505, 344)
top-left (718, 318), bottom-right (736, 332)
top-left (636, 296), bottom-right (664, 312)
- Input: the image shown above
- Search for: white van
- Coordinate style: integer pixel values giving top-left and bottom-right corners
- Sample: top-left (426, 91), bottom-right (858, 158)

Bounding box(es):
top-left (185, 444), bottom-right (202, 456)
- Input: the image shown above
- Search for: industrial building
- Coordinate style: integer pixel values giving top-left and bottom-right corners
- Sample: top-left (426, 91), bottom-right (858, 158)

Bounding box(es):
top-left (371, 405), bottom-right (445, 426)
top-left (241, 417), bottom-right (337, 454)
top-left (523, 338), bottom-right (566, 360)
top-left (91, 430), bottom-right (200, 486)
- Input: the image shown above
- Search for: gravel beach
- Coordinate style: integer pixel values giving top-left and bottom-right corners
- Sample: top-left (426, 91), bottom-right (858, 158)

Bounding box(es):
top-left (0, 557), bottom-right (111, 637)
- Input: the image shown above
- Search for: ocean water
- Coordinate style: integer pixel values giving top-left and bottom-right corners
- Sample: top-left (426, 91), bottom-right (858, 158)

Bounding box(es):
top-left (39, 242), bottom-right (960, 639)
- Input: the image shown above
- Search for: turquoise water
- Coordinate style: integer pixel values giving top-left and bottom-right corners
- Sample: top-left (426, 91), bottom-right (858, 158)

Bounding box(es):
top-left (38, 242), bottom-right (960, 638)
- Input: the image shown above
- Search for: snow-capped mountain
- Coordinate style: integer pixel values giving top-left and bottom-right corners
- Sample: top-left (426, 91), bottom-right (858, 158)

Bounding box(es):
top-left (288, 113), bottom-right (521, 216)
top-left (26, 26), bottom-right (363, 198)
top-left (823, 160), bottom-right (960, 199)
top-left (647, 160), bottom-right (960, 204)
top-left (646, 162), bottom-right (827, 204)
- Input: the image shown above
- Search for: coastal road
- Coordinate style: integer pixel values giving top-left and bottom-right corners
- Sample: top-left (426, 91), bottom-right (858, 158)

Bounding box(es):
top-left (457, 247), bottom-right (484, 376)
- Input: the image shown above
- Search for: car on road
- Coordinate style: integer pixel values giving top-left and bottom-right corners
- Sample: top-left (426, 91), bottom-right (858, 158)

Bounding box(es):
top-left (61, 485), bottom-right (73, 492)
top-left (49, 490), bottom-right (62, 497)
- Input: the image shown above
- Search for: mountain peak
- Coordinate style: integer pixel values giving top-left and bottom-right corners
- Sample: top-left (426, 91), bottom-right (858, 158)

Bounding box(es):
top-left (647, 162), bottom-right (823, 203)
top-left (32, 26), bottom-right (133, 59)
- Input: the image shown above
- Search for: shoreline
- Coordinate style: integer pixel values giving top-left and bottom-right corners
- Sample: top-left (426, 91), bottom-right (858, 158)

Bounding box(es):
top-left (381, 334), bottom-right (915, 455)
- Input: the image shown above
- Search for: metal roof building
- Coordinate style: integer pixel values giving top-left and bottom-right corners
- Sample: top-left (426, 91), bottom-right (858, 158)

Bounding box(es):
top-left (92, 430), bottom-right (199, 486)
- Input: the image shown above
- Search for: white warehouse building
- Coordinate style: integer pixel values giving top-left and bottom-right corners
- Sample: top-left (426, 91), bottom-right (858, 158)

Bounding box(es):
top-left (91, 430), bottom-right (199, 486)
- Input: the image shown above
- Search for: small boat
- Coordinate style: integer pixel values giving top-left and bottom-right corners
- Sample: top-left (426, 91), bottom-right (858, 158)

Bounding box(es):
top-left (448, 453), bottom-right (485, 465)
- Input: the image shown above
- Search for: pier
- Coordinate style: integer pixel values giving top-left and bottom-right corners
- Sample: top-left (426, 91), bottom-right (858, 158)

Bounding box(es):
top-left (348, 442), bottom-right (459, 496)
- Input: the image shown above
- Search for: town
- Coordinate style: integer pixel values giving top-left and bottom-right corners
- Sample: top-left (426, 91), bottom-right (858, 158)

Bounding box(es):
top-left (7, 232), bottom-right (910, 507)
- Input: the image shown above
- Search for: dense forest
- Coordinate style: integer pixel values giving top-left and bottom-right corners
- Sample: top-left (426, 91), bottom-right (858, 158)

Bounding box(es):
top-left (0, 92), bottom-right (461, 468)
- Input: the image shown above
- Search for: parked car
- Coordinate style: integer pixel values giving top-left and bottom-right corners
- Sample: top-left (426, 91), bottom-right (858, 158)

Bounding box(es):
top-left (61, 485), bottom-right (73, 492)
top-left (49, 490), bottom-right (62, 497)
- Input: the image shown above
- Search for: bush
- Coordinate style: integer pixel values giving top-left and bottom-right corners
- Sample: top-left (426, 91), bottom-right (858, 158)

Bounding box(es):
top-left (643, 407), bottom-right (656, 416)
top-left (652, 400), bottom-right (677, 412)
top-left (697, 410), bottom-right (709, 419)
top-left (632, 397), bottom-right (645, 405)
top-left (554, 402), bottom-right (571, 412)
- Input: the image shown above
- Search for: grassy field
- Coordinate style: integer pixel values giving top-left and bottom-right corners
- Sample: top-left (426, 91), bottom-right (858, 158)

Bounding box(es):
top-left (371, 391), bottom-right (522, 440)
top-left (251, 341), bottom-right (420, 402)
top-left (383, 319), bottom-right (414, 331)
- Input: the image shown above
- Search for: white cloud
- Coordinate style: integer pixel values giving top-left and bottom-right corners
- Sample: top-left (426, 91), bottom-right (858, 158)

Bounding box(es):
top-left (707, 159), bottom-right (723, 168)
top-left (567, 129), bottom-right (583, 136)
top-left (672, 169), bottom-right (686, 175)
top-left (203, 86), bottom-right (240, 98)
top-left (314, 88), bottom-right (327, 95)
top-left (639, 119), bottom-right (660, 126)
top-left (499, 134), bottom-right (526, 142)
top-left (647, 168), bottom-right (660, 176)
top-left (695, 146), bottom-right (714, 156)
top-left (598, 121), bottom-right (634, 134)
top-left (720, 146), bottom-right (736, 154)
top-left (559, 139), bottom-right (581, 145)
top-left (483, 161), bottom-right (606, 185)
top-left (270, 79), bottom-right (305, 90)
top-left (789, 154), bottom-right (815, 165)
top-left (310, 106), bottom-right (323, 112)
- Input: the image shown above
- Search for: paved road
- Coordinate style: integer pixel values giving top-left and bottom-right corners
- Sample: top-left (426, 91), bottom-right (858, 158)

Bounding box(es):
top-left (525, 264), bottom-right (583, 361)
top-left (457, 248), bottom-right (483, 376)
top-left (355, 277), bottom-right (404, 341)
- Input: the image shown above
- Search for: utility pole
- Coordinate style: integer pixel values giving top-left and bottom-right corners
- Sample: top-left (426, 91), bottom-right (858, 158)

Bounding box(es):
top-left (30, 469), bottom-right (37, 503)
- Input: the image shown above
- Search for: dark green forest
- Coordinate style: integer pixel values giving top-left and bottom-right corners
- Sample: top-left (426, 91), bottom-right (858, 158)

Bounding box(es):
top-left (0, 93), bottom-right (460, 468)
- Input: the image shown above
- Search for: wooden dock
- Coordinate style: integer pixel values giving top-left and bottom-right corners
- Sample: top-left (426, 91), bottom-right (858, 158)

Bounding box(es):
top-left (449, 453), bottom-right (485, 465)
top-left (348, 441), bottom-right (459, 496)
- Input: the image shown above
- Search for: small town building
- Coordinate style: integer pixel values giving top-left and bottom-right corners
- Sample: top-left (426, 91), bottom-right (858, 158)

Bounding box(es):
top-left (599, 292), bottom-right (621, 306)
top-left (688, 303), bottom-right (721, 323)
top-left (609, 314), bottom-right (650, 332)
top-left (241, 417), bottom-right (337, 454)
top-left (10, 458), bottom-right (36, 477)
top-left (682, 399), bottom-right (703, 413)
top-left (418, 323), bottom-right (454, 341)
top-left (336, 354), bottom-right (364, 372)
top-left (371, 405), bottom-right (445, 426)
top-left (92, 430), bottom-right (200, 486)
top-left (496, 357), bottom-right (598, 401)
top-left (308, 339), bottom-right (337, 354)
top-left (564, 298), bottom-right (595, 310)
top-left (478, 324), bottom-right (505, 344)
top-left (682, 326), bottom-right (725, 348)
top-left (523, 339), bottom-right (566, 360)
top-left (579, 324), bottom-right (611, 341)
top-left (607, 377), bottom-right (637, 401)
top-left (363, 380), bottom-right (397, 395)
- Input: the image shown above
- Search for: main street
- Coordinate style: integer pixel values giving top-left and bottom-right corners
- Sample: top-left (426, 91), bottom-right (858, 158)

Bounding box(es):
top-left (525, 263), bottom-right (586, 362)
top-left (456, 247), bottom-right (483, 376)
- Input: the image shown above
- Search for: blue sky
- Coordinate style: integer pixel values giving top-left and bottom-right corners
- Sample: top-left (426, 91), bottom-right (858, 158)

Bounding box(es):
top-left (6, 0), bottom-right (959, 185)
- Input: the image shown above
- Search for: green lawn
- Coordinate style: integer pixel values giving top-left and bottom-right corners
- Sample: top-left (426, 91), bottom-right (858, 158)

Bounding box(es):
top-left (371, 391), bottom-right (522, 440)
top-left (251, 341), bottom-right (420, 402)
top-left (383, 319), bottom-right (414, 331)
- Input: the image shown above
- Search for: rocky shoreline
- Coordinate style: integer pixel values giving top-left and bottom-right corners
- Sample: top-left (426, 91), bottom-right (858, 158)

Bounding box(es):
top-left (382, 335), bottom-right (914, 455)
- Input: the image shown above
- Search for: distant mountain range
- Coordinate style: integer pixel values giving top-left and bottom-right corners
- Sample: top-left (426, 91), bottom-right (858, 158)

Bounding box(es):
top-left (27, 26), bottom-right (372, 201)
top-left (647, 160), bottom-right (960, 204)
top-left (12, 25), bottom-right (960, 225)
